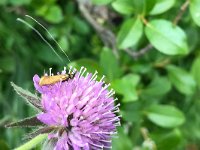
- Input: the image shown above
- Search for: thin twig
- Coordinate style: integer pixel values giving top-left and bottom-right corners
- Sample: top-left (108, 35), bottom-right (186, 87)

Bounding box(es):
top-left (124, 44), bottom-right (153, 60)
top-left (140, 15), bottom-right (149, 25)
top-left (77, 0), bottom-right (119, 58)
top-left (173, 0), bottom-right (190, 25)
top-left (77, 1), bottom-right (153, 59)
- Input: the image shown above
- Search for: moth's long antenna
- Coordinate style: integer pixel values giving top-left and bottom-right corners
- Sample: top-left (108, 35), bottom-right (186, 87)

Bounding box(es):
top-left (16, 18), bottom-right (63, 63)
top-left (25, 15), bottom-right (71, 63)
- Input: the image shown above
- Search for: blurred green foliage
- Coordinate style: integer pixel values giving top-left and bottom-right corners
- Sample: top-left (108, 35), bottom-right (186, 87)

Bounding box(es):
top-left (0, 0), bottom-right (200, 149)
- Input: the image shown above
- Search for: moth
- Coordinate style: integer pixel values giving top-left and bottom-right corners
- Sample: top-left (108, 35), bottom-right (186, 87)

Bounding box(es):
top-left (17, 15), bottom-right (74, 86)
top-left (39, 73), bottom-right (75, 86)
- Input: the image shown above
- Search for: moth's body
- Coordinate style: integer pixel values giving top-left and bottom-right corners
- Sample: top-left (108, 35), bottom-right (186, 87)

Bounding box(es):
top-left (39, 73), bottom-right (75, 86)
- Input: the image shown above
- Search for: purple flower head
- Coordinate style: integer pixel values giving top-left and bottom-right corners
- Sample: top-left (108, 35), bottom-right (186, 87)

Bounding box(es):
top-left (33, 66), bottom-right (120, 150)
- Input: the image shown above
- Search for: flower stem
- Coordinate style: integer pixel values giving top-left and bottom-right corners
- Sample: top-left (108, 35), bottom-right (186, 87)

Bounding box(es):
top-left (14, 134), bottom-right (48, 150)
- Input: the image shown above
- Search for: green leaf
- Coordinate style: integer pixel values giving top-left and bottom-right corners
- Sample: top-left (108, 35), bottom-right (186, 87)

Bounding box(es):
top-left (143, 76), bottom-right (171, 97)
top-left (112, 0), bottom-right (156, 15)
top-left (46, 5), bottom-right (63, 23)
top-left (153, 129), bottom-right (182, 150)
top-left (111, 0), bottom-right (135, 15)
top-left (191, 56), bottom-right (200, 87)
top-left (92, 0), bottom-right (113, 5)
top-left (100, 47), bottom-right (121, 81)
top-left (11, 82), bottom-right (42, 110)
top-left (117, 17), bottom-right (143, 49)
top-left (73, 17), bottom-right (90, 35)
top-left (112, 74), bottom-right (140, 102)
top-left (143, 0), bottom-right (157, 14)
top-left (145, 19), bottom-right (189, 55)
top-left (190, 0), bottom-right (200, 26)
top-left (14, 134), bottom-right (47, 150)
top-left (37, 5), bottom-right (63, 23)
top-left (146, 105), bottom-right (185, 128)
top-left (167, 65), bottom-right (196, 95)
top-left (131, 0), bottom-right (156, 15)
top-left (112, 127), bottom-right (133, 150)
top-left (149, 0), bottom-right (176, 15)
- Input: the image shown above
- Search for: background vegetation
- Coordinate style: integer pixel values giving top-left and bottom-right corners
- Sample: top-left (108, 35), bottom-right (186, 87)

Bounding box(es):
top-left (0, 0), bottom-right (200, 149)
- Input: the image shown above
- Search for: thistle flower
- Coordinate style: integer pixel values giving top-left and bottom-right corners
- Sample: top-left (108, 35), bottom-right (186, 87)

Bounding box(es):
top-left (32, 66), bottom-right (120, 150)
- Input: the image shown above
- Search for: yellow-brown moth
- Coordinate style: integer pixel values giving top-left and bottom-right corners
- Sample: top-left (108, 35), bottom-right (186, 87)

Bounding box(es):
top-left (39, 73), bottom-right (75, 86)
top-left (17, 16), bottom-right (74, 86)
